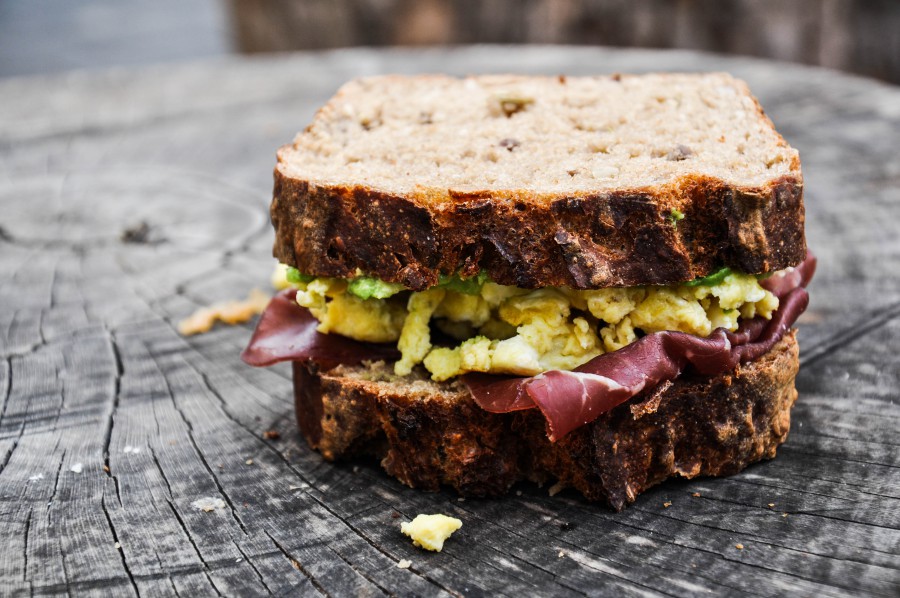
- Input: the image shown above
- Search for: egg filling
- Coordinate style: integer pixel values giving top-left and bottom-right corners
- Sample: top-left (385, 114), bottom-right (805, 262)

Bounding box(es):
top-left (273, 264), bottom-right (779, 381)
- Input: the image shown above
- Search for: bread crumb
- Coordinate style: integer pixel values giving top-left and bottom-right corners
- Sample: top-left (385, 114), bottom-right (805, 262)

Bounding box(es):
top-left (558, 551), bottom-right (565, 558)
top-left (397, 559), bottom-right (412, 569)
top-left (245, 459), bottom-right (254, 465)
top-left (782, 513), bottom-right (789, 518)
top-left (457, 497), bottom-right (465, 502)
top-left (692, 492), bottom-right (701, 498)
top-left (735, 544), bottom-right (744, 550)
top-left (123, 445), bottom-right (141, 454)
top-left (663, 501), bottom-right (672, 508)
top-left (767, 503), bottom-right (775, 508)
top-left (28, 473), bottom-right (44, 481)
top-left (548, 482), bottom-right (565, 497)
top-left (262, 430), bottom-right (280, 440)
top-left (235, 557), bottom-right (243, 563)
top-left (102, 465), bottom-right (110, 474)
top-left (115, 542), bottom-right (121, 550)
top-left (178, 289), bottom-right (270, 336)
top-left (192, 497), bottom-right (226, 512)
top-left (516, 490), bottom-right (522, 496)
top-left (69, 463), bottom-right (83, 474)
top-left (401, 514), bottom-right (462, 552)
top-left (352, 466), bottom-right (360, 474)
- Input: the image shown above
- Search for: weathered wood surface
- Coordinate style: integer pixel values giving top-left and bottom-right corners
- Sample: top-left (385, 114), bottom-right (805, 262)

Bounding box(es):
top-left (0, 46), bottom-right (898, 596)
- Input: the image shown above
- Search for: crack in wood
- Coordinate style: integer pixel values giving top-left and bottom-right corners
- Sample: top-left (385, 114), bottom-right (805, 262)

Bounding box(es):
top-left (455, 499), bottom-right (741, 597)
top-left (264, 531), bottom-right (329, 597)
top-left (232, 540), bottom-right (273, 596)
top-left (800, 298), bottom-right (900, 368)
top-left (165, 499), bottom-right (225, 596)
top-left (327, 546), bottom-right (390, 596)
top-left (22, 507), bottom-right (32, 583)
top-left (148, 351), bottom-right (250, 537)
top-left (45, 448), bottom-right (66, 523)
top-left (101, 495), bottom-right (141, 597)
top-left (627, 503), bottom-right (897, 595)
top-left (523, 495), bottom-right (861, 597)
top-left (148, 446), bottom-right (174, 499)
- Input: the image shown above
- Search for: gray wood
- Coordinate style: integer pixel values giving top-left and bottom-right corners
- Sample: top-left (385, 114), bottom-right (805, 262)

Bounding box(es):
top-left (0, 46), bottom-right (898, 596)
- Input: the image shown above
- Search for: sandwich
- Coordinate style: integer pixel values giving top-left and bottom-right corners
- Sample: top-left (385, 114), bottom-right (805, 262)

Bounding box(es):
top-left (242, 74), bottom-right (814, 510)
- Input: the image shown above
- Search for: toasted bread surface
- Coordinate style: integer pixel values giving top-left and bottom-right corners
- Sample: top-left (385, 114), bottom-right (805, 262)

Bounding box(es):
top-left (272, 74), bottom-right (805, 290)
top-left (293, 331), bottom-right (799, 510)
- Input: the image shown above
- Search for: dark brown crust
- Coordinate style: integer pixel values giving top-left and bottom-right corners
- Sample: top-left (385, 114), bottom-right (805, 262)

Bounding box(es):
top-left (272, 168), bottom-right (805, 291)
top-left (293, 331), bottom-right (799, 510)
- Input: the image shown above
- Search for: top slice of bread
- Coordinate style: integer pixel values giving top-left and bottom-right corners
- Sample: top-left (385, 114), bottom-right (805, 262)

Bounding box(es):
top-left (272, 74), bottom-right (805, 290)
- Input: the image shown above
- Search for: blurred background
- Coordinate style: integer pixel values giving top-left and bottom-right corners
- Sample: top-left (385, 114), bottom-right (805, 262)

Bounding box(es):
top-left (0, 0), bottom-right (898, 83)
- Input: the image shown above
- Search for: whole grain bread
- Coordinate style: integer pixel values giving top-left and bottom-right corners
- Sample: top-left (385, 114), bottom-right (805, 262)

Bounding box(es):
top-left (272, 74), bottom-right (805, 291)
top-left (293, 331), bottom-right (799, 510)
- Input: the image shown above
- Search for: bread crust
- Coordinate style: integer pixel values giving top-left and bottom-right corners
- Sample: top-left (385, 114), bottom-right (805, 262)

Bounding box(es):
top-left (293, 331), bottom-right (799, 510)
top-left (272, 168), bottom-right (805, 290)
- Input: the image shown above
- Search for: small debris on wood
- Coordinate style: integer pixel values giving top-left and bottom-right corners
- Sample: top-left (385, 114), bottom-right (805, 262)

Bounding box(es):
top-left (735, 544), bottom-right (744, 550)
top-left (516, 490), bottom-right (522, 496)
top-left (262, 430), bottom-right (280, 440)
top-left (768, 503), bottom-right (776, 508)
top-left (69, 463), bottom-right (83, 474)
top-left (558, 551), bottom-right (566, 558)
top-left (103, 465), bottom-right (110, 474)
top-left (121, 221), bottom-right (152, 244)
top-left (457, 497), bottom-right (465, 502)
top-left (123, 445), bottom-right (141, 454)
top-left (235, 557), bottom-right (243, 563)
top-left (782, 513), bottom-right (789, 518)
top-left (352, 465), bottom-right (360, 474)
top-left (290, 559), bottom-right (301, 571)
top-left (548, 481), bottom-right (565, 496)
top-left (28, 473), bottom-right (44, 481)
top-left (397, 559), bottom-right (412, 569)
top-left (663, 501), bottom-right (672, 508)
top-left (692, 492), bottom-right (701, 498)
top-left (191, 497), bottom-right (227, 513)
top-left (245, 459), bottom-right (254, 466)
top-left (115, 542), bottom-right (121, 550)
top-left (289, 485), bottom-right (304, 491)
top-left (178, 289), bottom-right (270, 336)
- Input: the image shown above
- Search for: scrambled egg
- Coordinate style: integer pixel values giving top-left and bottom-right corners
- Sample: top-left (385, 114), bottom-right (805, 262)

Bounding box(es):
top-left (401, 514), bottom-right (463, 552)
top-left (291, 269), bottom-right (779, 381)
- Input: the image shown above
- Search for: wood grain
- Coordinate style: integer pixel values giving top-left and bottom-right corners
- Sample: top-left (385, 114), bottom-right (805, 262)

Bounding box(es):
top-left (0, 46), bottom-right (898, 596)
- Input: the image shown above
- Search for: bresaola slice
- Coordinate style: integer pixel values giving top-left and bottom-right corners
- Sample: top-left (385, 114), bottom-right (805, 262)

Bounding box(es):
top-left (243, 253), bottom-right (815, 441)
top-left (464, 253), bottom-right (815, 440)
top-left (469, 287), bottom-right (808, 441)
top-left (241, 289), bottom-right (399, 370)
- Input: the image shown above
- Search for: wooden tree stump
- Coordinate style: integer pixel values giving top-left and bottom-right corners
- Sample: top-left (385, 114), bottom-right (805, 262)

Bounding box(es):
top-left (0, 46), bottom-right (898, 596)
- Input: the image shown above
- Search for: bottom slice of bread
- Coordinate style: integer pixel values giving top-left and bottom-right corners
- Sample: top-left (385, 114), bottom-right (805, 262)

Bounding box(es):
top-left (293, 331), bottom-right (799, 510)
